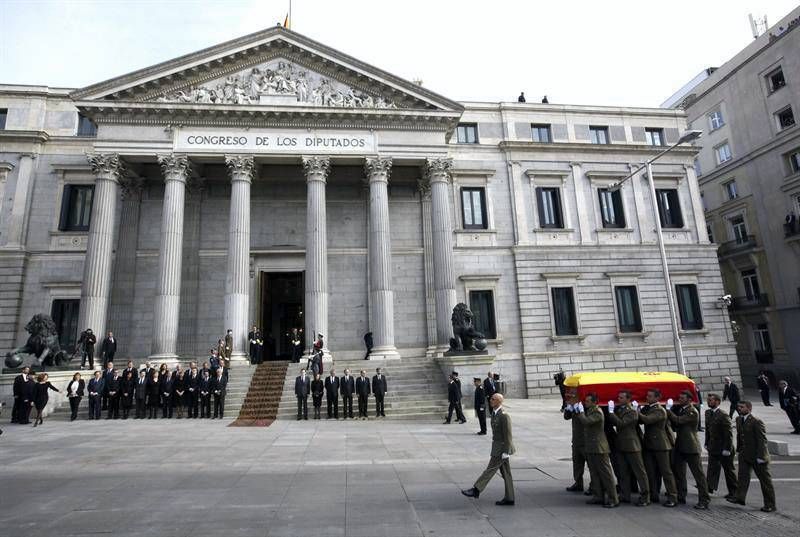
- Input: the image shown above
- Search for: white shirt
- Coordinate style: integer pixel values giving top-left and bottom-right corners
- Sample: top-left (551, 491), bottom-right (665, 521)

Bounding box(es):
top-left (492, 406), bottom-right (503, 416)
top-left (68, 381), bottom-right (79, 396)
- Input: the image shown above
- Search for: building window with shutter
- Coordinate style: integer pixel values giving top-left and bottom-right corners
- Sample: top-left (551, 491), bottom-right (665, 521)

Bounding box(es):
top-left (456, 123), bottom-right (478, 144)
top-left (551, 287), bottom-right (578, 336)
top-left (776, 106), bottom-right (795, 130)
top-left (531, 124), bottom-right (552, 143)
top-left (51, 299), bottom-right (80, 354)
top-left (645, 128), bottom-right (665, 146)
top-left (655, 189), bottom-right (683, 228)
top-left (536, 187), bottom-right (564, 228)
top-left (461, 187), bottom-right (487, 229)
top-left (589, 126), bottom-right (609, 144)
top-left (469, 290), bottom-right (496, 339)
top-left (708, 110), bottom-right (725, 131)
top-left (766, 67), bottom-right (786, 93)
top-left (0, 108), bottom-right (7, 130)
top-left (675, 284), bottom-right (703, 330)
top-left (598, 188), bottom-right (625, 228)
top-left (58, 184), bottom-right (94, 231)
top-left (614, 286), bottom-right (642, 333)
top-left (715, 142), bottom-right (732, 165)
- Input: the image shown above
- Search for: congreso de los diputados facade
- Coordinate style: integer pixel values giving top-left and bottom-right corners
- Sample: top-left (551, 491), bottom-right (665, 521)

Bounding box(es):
top-left (0, 26), bottom-right (741, 397)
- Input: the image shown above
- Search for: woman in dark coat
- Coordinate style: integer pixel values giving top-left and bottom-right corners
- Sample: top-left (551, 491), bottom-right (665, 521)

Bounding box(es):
top-left (33, 373), bottom-right (60, 426)
top-left (119, 370), bottom-right (135, 419)
top-left (66, 372), bottom-right (85, 421)
top-left (173, 370), bottom-right (186, 419)
top-left (147, 371), bottom-right (160, 419)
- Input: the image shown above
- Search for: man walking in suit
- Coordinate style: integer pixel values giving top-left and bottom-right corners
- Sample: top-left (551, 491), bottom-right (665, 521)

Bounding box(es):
top-left (372, 368), bottom-right (387, 417)
top-left (461, 393), bottom-right (515, 505)
top-left (340, 369), bottom-right (355, 419)
top-left (574, 393), bottom-right (619, 508)
top-left (87, 370), bottom-right (104, 420)
top-left (638, 388), bottom-right (678, 507)
top-left (777, 380), bottom-right (800, 434)
top-left (295, 368), bottom-right (310, 420)
top-left (667, 390), bottom-right (710, 509)
top-left (483, 371), bottom-right (497, 406)
top-left (444, 372), bottom-right (466, 424)
top-left (325, 370), bottom-right (340, 419)
top-left (134, 370), bottom-right (148, 419)
top-left (705, 393), bottom-right (738, 500)
top-left (473, 378), bottom-right (487, 435)
top-left (607, 390), bottom-right (649, 505)
top-left (722, 376), bottom-right (741, 417)
top-left (211, 368), bottom-right (227, 419)
top-left (10, 366), bottom-right (30, 423)
top-left (356, 370), bottom-right (371, 419)
top-left (727, 401), bottom-right (776, 512)
top-left (100, 331), bottom-right (117, 367)
top-left (757, 371), bottom-right (772, 406)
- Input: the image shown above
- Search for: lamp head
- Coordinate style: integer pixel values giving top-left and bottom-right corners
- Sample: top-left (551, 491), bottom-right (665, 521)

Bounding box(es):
top-left (677, 130), bottom-right (703, 144)
top-left (607, 182), bottom-right (622, 193)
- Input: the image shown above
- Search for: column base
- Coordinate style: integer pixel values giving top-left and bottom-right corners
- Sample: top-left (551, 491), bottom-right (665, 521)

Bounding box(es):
top-left (147, 353), bottom-right (180, 365)
top-left (368, 346), bottom-right (401, 360)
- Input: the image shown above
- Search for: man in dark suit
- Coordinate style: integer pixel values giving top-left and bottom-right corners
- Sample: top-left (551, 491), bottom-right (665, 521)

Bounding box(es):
top-left (372, 368), bottom-right (387, 417)
top-left (78, 328), bottom-right (96, 370)
top-left (444, 372), bottom-right (466, 424)
top-left (211, 368), bottom-right (227, 418)
top-left (727, 401), bottom-right (776, 512)
top-left (120, 360), bottom-right (136, 380)
top-left (356, 370), bottom-right (371, 419)
top-left (777, 380), bottom-right (800, 434)
top-left (185, 365), bottom-right (200, 419)
top-left (667, 390), bottom-right (710, 509)
top-left (100, 331), bottom-right (117, 367)
top-left (325, 369), bottom-right (340, 419)
top-left (483, 371), bottom-right (497, 407)
top-left (199, 370), bottom-right (212, 418)
top-left (311, 372), bottom-right (324, 419)
top-left (134, 370), bottom-right (148, 419)
top-left (105, 371), bottom-right (121, 420)
top-left (722, 376), bottom-right (741, 417)
top-left (461, 393), bottom-right (516, 505)
top-left (705, 393), bottom-right (738, 500)
top-left (160, 370), bottom-right (174, 418)
top-left (757, 372), bottom-right (772, 406)
top-left (340, 369), bottom-right (355, 419)
top-left (11, 366), bottom-right (30, 423)
top-left (87, 370), bottom-right (104, 420)
top-left (101, 361), bottom-right (115, 410)
top-left (295, 368), bottom-right (310, 420)
top-left (473, 378), bottom-right (487, 435)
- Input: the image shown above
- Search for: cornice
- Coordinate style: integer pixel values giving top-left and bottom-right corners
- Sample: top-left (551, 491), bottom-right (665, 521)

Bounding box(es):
top-left (0, 130), bottom-right (50, 144)
top-left (501, 141), bottom-right (699, 157)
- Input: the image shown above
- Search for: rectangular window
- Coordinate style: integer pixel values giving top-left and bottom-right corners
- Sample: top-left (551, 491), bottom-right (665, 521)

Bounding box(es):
top-left (51, 299), bottom-right (80, 354)
top-left (675, 284), bottom-right (703, 330)
top-left (766, 67), bottom-right (786, 93)
top-left (700, 191), bottom-right (707, 212)
top-left (789, 149), bottom-right (800, 173)
top-left (724, 179), bottom-right (738, 200)
top-left (645, 128), bottom-right (665, 146)
top-left (708, 110), bottom-right (725, 131)
top-left (456, 123), bottom-right (478, 144)
top-left (655, 189), bottom-right (683, 228)
top-left (614, 286), bottom-right (642, 333)
top-left (730, 215), bottom-right (748, 243)
top-left (715, 142), bottom-right (732, 164)
top-left (706, 224), bottom-right (714, 243)
top-left (694, 158), bottom-right (702, 177)
top-left (776, 107), bottom-right (795, 130)
top-left (754, 324), bottom-right (772, 354)
top-left (598, 188), bottom-right (625, 228)
top-left (58, 185), bottom-right (94, 231)
top-left (461, 187), bottom-right (487, 230)
top-left (536, 187), bottom-right (564, 228)
top-left (0, 108), bottom-right (7, 129)
top-left (531, 123), bottom-right (552, 143)
top-left (551, 287), bottom-right (578, 336)
top-left (469, 290), bottom-right (497, 340)
top-left (741, 269), bottom-right (761, 300)
top-left (77, 113), bottom-right (97, 137)
top-left (589, 126), bottom-right (609, 144)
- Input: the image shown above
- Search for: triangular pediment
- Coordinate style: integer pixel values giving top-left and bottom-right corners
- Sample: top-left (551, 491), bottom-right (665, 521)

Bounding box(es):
top-left (70, 26), bottom-right (462, 115)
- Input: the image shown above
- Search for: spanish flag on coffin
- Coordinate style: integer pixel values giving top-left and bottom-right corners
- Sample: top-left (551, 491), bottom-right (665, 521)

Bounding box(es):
top-left (563, 371), bottom-right (698, 405)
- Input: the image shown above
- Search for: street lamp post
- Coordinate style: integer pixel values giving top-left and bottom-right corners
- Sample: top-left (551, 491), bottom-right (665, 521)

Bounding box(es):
top-left (608, 130), bottom-right (703, 376)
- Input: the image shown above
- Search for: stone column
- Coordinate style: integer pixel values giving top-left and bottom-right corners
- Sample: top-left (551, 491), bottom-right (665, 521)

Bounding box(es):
top-left (418, 179), bottom-right (438, 353)
top-left (224, 156), bottom-right (254, 362)
top-left (365, 157), bottom-right (400, 360)
top-left (425, 157), bottom-right (457, 349)
top-left (303, 156), bottom-right (331, 359)
top-left (78, 153), bottom-right (124, 340)
top-left (150, 154), bottom-right (190, 361)
top-left (3, 153), bottom-right (36, 249)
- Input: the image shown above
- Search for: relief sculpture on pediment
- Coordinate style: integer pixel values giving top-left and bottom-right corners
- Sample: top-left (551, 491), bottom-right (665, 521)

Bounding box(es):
top-left (156, 60), bottom-right (399, 109)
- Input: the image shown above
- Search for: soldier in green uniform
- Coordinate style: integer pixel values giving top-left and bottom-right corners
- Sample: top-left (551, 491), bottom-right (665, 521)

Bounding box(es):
top-left (727, 400), bottom-right (776, 512)
top-left (607, 390), bottom-right (650, 505)
top-left (564, 395), bottom-right (589, 494)
top-left (574, 393), bottom-right (619, 508)
top-left (667, 390), bottom-right (710, 509)
top-left (638, 388), bottom-right (679, 507)
top-left (705, 393), bottom-right (737, 500)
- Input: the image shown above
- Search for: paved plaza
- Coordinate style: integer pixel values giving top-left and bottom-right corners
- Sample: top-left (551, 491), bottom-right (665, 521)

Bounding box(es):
top-left (1, 397), bottom-right (799, 537)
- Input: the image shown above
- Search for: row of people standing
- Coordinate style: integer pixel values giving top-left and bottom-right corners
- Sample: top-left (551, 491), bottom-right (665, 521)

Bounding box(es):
top-left (564, 388), bottom-right (777, 512)
top-left (294, 367), bottom-right (387, 419)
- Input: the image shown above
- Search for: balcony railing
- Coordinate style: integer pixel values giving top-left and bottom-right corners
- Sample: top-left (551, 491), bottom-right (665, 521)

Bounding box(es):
top-left (718, 235), bottom-right (757, 256)
top-left (729, 293), bottom-right (770, 310)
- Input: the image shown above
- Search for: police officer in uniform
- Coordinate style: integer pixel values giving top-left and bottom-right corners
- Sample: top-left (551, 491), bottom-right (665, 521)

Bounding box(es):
top-left (638, 388), bottom-right (679, 507)
top-left (473, 377), bottom-right (487, 435)
top-left (607, 390), bottom-right (650, 505)
top-left (667, 390), bottom-right (710, 509)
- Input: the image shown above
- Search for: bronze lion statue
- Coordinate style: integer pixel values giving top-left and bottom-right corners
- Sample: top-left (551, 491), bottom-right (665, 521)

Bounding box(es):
top-left (5, 313), bottom-right (70, 369)
top-left (449, 303), bottom-right (486, 352)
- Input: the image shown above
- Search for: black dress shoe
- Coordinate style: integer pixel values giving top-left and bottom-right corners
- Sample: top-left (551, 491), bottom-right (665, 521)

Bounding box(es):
top-left (694, 502), bottom-right (709, 510)
top-left (603, 502), bottom-right (620, 508)
top-left (443, 420), bottom-right (451, 424)
top-left (565, 484), bottom-right (583, 492)
top-left (662, 500), bottom-right (677, 508)
top-left (461, 488), bottom-right (479, 498)
top-left (583, 490), bottom-right (594, 496)
top-left (635, 499), bottom-right (651, 507)
top-left (477, 431), bottom-right (487, 435)
top-left (725, 497), bottom-right (745, 506)
top-left (761, 506), bottom-right (776, 512)
top-left (496, 499), bottom-right (515, 506)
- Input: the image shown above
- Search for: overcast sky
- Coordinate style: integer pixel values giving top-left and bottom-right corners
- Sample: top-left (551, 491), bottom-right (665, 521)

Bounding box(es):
top-left (1, 0), bottom-right (798, 107)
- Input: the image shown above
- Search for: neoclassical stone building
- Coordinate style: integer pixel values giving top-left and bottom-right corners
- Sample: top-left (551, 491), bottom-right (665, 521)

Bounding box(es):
top-left (0, 26), bottom-right (740, 396)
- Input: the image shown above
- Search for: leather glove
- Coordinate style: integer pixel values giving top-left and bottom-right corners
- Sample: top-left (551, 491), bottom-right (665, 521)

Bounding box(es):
top-left (607, 401), bottom-right (615, 412)
top-left (722, 450), bottom-right (731, 457)
top-left (756, 458), bottom-right (765, 464)
top-left (632, 400), bottom-right (639, 410)
top-left (666, 398), bottom-right (674, 410)
top-left (501, 453), bottom-right (509, 460)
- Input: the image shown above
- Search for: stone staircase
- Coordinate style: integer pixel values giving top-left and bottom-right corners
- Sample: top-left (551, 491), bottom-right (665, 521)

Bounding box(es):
top-left (276, 355), bottom-right (449, 420)
top-left (230, 361), bottom-right (289, 426)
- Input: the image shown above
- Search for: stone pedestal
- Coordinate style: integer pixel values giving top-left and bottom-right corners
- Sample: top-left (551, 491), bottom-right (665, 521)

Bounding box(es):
top-left (224, 155), bottom-right (254, 363)
top-left (303, 156), bottom-right (331, 361)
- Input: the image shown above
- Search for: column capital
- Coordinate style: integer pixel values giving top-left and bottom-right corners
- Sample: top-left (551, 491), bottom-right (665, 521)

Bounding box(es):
top-left (302, 156), bottom-right (331, 183)
top-left (424, 157), bottom-right (453, 184)
top-left (225, 155), bottom-right (255, 182)
top-left (364, 156), bottom-right (392, 184)
top-left (416, 177), bottom-right (431, 200)
top-left (87, 153), bottom-right (123, 180)
top-left (157, 154), bottom-right (191, 182)
top-left (119, 173), bottom-right (145, 202)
